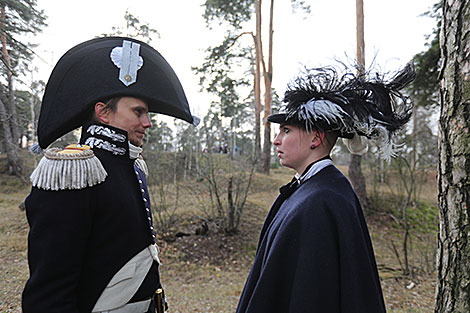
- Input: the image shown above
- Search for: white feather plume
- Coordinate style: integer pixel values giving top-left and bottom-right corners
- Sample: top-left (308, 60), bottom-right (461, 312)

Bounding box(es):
top-left (343, 135), bottom-right (369, 155)
top-left (291, 99), bottom-right (353, 133)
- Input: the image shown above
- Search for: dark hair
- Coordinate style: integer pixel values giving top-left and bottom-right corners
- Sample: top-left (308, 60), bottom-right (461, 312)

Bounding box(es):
top-left (88, 96), bottom-right (121, 124)
top-left (101, 97), bottom-right (120, 112)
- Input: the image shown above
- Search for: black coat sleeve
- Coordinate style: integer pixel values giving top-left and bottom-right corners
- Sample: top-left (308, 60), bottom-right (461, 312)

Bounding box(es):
top-left (22, 187), bottom-right (94, 313)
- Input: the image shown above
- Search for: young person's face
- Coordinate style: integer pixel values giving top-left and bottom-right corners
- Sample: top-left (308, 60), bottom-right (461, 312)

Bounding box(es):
top-left (102, 97), bottom-right (152, 147)
top-left (273, 124), bottom-right (316, 173)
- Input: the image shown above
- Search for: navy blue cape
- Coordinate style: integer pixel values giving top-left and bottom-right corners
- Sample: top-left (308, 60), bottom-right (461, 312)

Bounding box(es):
top-left (236, 165), bottom-right (386, 313)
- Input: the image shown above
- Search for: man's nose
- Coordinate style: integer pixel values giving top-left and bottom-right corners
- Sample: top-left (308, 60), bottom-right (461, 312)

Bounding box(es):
top-left (273, 133), bottom-right (281, 145)
top-left (142, 114), bottom-right (152, 128)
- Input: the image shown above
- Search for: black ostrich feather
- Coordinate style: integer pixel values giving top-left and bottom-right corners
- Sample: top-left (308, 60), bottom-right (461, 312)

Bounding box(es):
top-left (280, 63), bottom-right (416, 159)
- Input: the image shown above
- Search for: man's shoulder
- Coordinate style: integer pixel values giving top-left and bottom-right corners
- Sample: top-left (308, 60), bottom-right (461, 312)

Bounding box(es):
top-left (30, 144), bottom-right (108, 191)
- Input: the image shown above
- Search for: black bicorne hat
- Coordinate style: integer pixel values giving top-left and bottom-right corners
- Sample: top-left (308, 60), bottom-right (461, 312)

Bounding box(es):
top-left (268, 63), bottom-right (416, 159)
top-left (37, 36), bottom-right (199, 149)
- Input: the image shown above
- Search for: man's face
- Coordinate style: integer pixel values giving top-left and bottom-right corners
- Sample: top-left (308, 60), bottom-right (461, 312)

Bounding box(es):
top-left (105, 97), bottom-right (152, 147)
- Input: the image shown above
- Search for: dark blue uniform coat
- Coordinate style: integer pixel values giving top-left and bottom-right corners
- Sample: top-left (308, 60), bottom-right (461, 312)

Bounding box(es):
top-left (236, 165), bottom-right (386, 313)
top-left (22, 125), bottom-right (160, 313)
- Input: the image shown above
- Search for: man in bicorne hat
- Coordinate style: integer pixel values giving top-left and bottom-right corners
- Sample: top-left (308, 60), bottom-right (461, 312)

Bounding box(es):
top-left (22, 37), bottom-right (199, 313)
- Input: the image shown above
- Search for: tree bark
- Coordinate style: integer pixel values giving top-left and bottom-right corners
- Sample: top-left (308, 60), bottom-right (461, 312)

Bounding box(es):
top-left (349, 0), bottom-right (368, 209)
top-left (1, 6), bottom-right (20, 145)
top-left (348, 153), bottom-right (368, 209)
top-left (0, 96), bottom-right (23, 176)
top-left (253, 0), bottom-right (262, 161)
top-left (356, 0), bottom-right (365, 69)
top-left (435, 1), bottom-right (470, 312)
top-left (262, 0), bottom-right (274, 174)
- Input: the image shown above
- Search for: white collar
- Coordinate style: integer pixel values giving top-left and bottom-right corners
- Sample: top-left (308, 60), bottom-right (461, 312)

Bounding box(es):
top-left (128, 142), bottom-right (143, 160)
top-left (295, 159), bottom-right (332, 184)
top-left (129, 142), bottom-right (149, 176)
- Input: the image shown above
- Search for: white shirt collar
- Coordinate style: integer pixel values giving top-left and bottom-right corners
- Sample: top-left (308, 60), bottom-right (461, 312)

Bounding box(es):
top-left (295, 159), bottom-right (333, 184)
top-left (128, 142), bottom-right (143, 160)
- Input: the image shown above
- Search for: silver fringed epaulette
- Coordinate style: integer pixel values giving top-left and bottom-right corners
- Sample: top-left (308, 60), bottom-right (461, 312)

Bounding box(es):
top-left (30, 144), bottom-right (108, 190)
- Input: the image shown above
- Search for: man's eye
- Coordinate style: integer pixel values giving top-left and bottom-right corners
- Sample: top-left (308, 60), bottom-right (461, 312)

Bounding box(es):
top-left (283, 127), bottom-right (290, 133)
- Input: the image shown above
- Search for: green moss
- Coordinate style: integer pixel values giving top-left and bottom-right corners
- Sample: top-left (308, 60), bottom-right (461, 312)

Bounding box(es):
top-left (462, 77), bottom-right (470, 100)
top-left (453, 125), bottom-right (470, 156)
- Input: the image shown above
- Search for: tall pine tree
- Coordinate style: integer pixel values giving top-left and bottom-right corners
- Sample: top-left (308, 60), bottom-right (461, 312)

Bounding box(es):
top-left (0, 0), bottom-right (46, 176)
top-left (435, 0), bottom-right (470, 311)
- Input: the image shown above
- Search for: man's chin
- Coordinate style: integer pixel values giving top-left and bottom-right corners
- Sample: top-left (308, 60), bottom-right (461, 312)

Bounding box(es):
top-left (129, 139), bottom-right (143, 147)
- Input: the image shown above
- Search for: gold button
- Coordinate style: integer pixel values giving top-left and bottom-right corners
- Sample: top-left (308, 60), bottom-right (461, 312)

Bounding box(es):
top-left (124, 74), bottom-right (132, 82)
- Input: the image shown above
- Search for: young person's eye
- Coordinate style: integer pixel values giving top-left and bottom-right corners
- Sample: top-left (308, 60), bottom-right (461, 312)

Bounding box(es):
top-left (283, 127), bottom-right (290, 133)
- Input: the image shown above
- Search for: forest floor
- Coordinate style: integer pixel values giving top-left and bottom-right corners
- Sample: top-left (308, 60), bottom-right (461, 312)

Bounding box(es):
top-left (0, 154), bottom-right (438, 313)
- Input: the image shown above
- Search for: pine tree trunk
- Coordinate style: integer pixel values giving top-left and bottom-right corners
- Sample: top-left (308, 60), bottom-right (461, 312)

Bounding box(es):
top-left (262, 0), bottom-right (274, 174)
top-left (435, 1), bottom-right (470, 312)
top-left (1, 7), bottom-right (20, 145)
top-left (29, 96), bottom-right (36, 146)
top-left (7, 73), bottom-right (20, 144)
top-left (356, 0), bottom-right (365, 69)
top-left (349, 0), bottom-right (368, 209)
top-left (253, 0), bottom-right (262, 161)
top-left (0, 97), bottom-right (23, 176)
top-left (348, 153), bottom-right (368, 209)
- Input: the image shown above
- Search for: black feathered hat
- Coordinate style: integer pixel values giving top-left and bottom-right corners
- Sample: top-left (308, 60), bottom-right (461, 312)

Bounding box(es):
top-left (37, 36), bottom-right (199, 149)
top-left (268, 63), bottom-right (415, 159)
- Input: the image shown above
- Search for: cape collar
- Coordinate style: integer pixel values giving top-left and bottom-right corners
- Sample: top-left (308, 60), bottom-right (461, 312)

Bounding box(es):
top-left (80, 123), bottom-right (130, 160)
top-left (295, 156), bottom-right (332, 185)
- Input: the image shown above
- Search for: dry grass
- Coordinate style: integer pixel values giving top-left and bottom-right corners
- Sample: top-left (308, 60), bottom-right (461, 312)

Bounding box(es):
top-left (0, 188), bottom-right (30, 313)
top-left (0, 156), bottom-right (438, 312)
top-left (161, 263), bottom-right (246, 313)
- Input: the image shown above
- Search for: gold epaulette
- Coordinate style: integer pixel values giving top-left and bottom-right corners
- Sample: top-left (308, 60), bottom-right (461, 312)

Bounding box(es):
top-left (30, 144), bottom-right (108, 190)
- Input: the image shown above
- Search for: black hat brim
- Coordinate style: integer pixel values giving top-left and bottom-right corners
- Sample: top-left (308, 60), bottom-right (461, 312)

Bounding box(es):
top-left (267, 112), bottom-right (354, 138)
top-left (267, 113), bottom-right (287, 124)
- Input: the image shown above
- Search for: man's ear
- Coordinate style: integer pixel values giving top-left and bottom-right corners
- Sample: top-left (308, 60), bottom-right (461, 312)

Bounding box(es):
top-left (95, 102), bottom-right (109, 124)
top-left (311, 130), bottom-right (325, 148)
